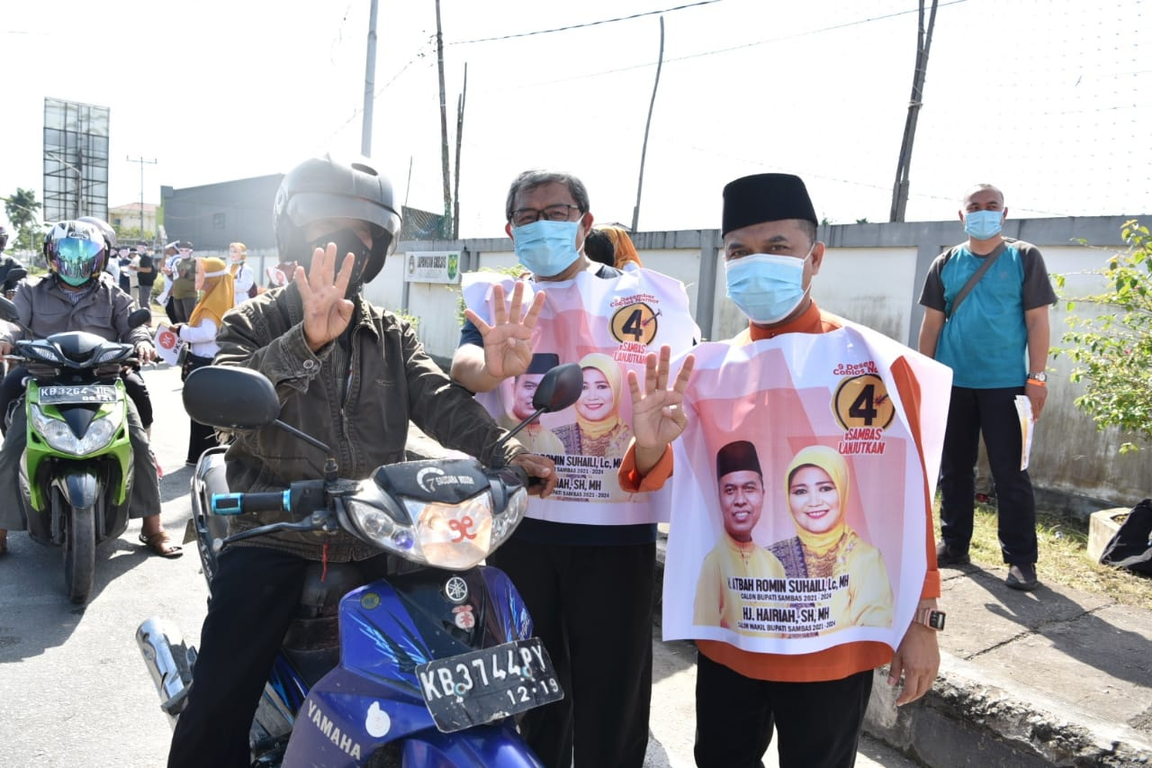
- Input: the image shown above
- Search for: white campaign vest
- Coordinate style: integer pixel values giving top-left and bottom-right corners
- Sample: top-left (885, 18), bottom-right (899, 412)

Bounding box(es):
top-left (660, 324), bottom-right (951, 655)
top-left (462, 268), bottom-right (699, 525)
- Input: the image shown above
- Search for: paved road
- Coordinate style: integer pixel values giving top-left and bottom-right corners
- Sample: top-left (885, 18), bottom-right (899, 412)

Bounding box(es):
top-left (0, 363), bottom-right (919, 767)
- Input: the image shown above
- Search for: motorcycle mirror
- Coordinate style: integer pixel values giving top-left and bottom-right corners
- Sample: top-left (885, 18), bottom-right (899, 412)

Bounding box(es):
top-left (127, 308), bottom-right (152, 329)
top-left (4, 267), bottom-right (27, 286)
top-left (183, 366), bottom-right (281, 429)
top-left (0, 295), bottom-right (18, 323)
top-left (531, 362), bottom-right (583, 413)
top-left (182, 366), bottom-right (336, 467)
top-left (496, 362), bottom-right (584, 450)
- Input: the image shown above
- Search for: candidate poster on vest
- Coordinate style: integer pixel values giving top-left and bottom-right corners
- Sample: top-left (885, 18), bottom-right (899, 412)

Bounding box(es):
top-left (462, 269), bottom-right (699, 525)
top-left (662, 325), bottom-right (950, 654)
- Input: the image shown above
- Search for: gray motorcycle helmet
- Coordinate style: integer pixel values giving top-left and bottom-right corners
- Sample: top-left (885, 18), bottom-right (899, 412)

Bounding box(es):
top-left (273, 155), bottom-right (402, 291)
top-left (76, 216), bottom-right (118, 255)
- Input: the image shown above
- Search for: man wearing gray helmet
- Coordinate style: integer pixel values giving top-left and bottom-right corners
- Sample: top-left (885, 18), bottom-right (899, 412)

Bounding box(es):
top-left (167, 155), bottom-right (558, 767)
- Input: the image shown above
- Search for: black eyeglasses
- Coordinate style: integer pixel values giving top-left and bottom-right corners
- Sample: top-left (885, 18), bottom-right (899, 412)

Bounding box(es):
top-left (509, 204), bottom-right (582, 228)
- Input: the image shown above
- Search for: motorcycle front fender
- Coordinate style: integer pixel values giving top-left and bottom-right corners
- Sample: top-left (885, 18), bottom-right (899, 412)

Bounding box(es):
top-left (54, 469), bottom-right (100, 510)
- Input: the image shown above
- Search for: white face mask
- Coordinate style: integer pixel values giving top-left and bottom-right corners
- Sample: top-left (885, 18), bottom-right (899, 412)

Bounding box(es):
top-left (724, 252), bottom-right (810, 324)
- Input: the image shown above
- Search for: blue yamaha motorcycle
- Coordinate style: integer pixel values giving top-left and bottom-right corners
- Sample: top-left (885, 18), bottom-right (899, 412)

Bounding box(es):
top-left (136, 362), bottom-right (581, 766)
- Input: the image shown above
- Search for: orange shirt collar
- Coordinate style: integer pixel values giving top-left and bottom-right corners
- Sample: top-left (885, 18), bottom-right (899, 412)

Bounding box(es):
top-left (747, 300), bottom-right (824, 341)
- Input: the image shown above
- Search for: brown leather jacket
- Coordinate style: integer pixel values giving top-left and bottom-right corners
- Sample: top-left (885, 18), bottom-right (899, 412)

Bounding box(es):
top-left (214, 284), bottom-right (525, 561)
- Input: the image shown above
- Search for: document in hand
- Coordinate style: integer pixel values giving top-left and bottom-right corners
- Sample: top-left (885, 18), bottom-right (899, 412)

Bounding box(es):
top-left (1014, 395), bottom-right (1034, 470)
top-left (153, 325), bottom-right (185, 367)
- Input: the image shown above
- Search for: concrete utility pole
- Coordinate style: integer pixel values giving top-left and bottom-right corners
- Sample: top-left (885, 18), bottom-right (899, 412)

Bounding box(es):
top-left (127, 155), bottom-right (157, 237)
top-left (889, 0), bottom-right (939, 222)
top-left (362, 0), bottom-right (379, 157)
top-left (435, 0), bottom-right (452, 238)
top-left (633, 16), bottom-right (665, 233)
top-left (46, 151), bottom-right (85, 218)
top-left (453, 63), bottom-right (467, 239)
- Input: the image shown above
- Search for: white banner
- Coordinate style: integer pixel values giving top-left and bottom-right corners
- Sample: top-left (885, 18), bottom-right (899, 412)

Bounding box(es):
top-left (660, 325), bottom-right (951, 655)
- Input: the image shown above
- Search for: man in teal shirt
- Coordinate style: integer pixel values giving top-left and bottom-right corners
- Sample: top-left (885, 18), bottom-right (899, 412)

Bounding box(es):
top-left (917, 183), bottom-right (1057, 591)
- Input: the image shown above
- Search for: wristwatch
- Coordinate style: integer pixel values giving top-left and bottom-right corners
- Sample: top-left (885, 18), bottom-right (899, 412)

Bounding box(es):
top-left (915, 607), bottom-right (946, 631)
top-left (1027, 371), bottom-right (1047, 383)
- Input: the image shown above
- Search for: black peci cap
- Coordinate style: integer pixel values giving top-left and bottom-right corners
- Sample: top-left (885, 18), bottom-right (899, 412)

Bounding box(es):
top-left (722, 173), bottom-right (817, 236)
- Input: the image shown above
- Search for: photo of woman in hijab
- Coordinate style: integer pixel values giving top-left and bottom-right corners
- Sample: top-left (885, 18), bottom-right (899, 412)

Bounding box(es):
top-left (553, 352), bottom-right (633, 459)
top-left (768, 445), bottom-right (894, 631)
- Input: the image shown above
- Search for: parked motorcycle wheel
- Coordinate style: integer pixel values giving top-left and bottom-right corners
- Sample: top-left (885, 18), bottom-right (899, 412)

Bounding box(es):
top-left (58, 489), bottom-right (96, 604)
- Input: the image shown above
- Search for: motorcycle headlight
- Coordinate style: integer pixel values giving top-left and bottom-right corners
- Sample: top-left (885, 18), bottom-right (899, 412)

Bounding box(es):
top-left (345, 492), bottom-right (496, 571)
top-left (491, 487), bottom-right (528, 547)
top-left (31, 404), bottom-right (125, 456)
top-left (407, 494), bottom-right (494, 570)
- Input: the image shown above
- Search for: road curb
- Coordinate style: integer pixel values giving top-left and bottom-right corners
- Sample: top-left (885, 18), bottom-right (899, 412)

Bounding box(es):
top-left (864, 653), bottom-right (1152, 767)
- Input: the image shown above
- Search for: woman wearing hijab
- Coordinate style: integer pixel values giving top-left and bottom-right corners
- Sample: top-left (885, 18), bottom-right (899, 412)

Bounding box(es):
top-left (169, 256), bottom-right (234, 465)
top-left (554, 352), bottom-right (634, 459)
top-left (598, 225), bottom-right (643, 270)
top-left (770, 444), bottom-right (894, 631)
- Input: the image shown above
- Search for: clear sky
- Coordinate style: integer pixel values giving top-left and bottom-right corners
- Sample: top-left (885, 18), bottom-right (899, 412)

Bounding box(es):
top-left (1, 0), bottom-right (1148, 239)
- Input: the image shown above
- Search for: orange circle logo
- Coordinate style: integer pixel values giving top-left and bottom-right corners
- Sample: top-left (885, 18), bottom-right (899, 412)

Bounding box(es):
top-left (610, 302), bottom-right (660, 345)
top-left (831, 374), bottom-right (894, 431)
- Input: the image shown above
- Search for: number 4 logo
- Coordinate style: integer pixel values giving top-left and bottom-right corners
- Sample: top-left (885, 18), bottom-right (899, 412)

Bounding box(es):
top-left (610, 303), bottom-right (660, 345)
top-left (832, 374), bottom-right (895, 431)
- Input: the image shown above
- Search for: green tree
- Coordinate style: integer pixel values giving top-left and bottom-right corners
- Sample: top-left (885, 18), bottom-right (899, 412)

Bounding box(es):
top-left (4, 188), bottom-right (42, 253)
top-left (1054, 220), bottom-right (1152, 453)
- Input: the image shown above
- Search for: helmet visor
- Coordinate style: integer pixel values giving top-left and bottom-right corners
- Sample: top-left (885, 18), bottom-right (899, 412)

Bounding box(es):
top-left (55, 237), bottom-right (103, 283)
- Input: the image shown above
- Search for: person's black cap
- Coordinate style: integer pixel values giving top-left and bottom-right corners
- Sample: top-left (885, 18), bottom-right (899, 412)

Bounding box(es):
top-left (722, 173), bottom-right (817, 237)
top-left (716, 440), bottom-right (762, 479)
top-left (525, 352), bottom-right (560, 375)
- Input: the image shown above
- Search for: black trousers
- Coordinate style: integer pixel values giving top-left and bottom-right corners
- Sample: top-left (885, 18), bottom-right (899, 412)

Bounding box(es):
top-left (939, 385), bottom-right (1038, 564)
top-left (487, 537), bottom-right (655, 768)
top-left (694, 651), bottom-right (873, 768)
top-left (182, 353), bottom-right (217, 464)
top-left (168, 546), bottom-right (393, 768)
top-left (122, 367), bottom-right (153, 429)
top-left (168, 547), bottom-right (309, 768)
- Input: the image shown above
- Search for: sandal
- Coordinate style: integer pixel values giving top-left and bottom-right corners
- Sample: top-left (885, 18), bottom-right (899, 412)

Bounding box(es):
top-left (140, 530), bottom-right (183, 558)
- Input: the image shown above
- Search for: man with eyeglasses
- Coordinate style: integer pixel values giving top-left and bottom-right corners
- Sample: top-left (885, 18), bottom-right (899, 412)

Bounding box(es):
top-left (451, 170), bottom-right (698, 768)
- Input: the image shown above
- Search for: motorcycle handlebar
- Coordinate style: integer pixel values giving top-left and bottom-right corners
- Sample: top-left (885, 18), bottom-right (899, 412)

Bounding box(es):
top-left (211, 491), bottom-right (289, 516)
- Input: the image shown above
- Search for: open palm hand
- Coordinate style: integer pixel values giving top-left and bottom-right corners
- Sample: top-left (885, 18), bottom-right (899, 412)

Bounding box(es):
top-left (299, 244), bottom-right (354, 352)
top-left (628, 345), bottom-right (695, 450)
top-left (463, 280), bottom-right (546, 380)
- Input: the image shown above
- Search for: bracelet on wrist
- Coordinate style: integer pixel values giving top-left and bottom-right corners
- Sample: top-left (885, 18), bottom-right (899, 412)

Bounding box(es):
top-left (1027, 378), bottom-right (1046, 387)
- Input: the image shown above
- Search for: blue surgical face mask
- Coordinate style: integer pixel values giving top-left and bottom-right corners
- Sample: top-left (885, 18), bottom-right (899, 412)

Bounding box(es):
top-left (725, 252), bottom-right (810, 325)
top-left (512, 220), bottom-right (581, 277)
top-left (964, 209), bottom-right (1004, 240)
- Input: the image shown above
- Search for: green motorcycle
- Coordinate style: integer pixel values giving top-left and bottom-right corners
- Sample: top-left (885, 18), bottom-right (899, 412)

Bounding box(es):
top-left (2, 298), bottom-right (151, 603)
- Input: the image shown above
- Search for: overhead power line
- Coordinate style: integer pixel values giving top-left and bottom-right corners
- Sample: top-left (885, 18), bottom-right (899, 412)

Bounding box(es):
top-left (450, 0), bottom-right (723, 45)
top-left (493, 0), bottom-right (968, 91)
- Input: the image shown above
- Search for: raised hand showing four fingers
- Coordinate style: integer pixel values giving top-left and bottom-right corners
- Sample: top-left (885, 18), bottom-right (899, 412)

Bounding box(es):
top-left (463, 280), bottom-right (546, 380)
top-left (627, 344), bottom-right (695, 456)
top-left (299, 243), bottom-right (355, 352)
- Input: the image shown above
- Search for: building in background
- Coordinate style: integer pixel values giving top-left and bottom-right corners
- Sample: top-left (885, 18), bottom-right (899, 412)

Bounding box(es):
top-left (160, 174), bottom-right (282, 252)
top-left (109, 202), bottom-right (158, 236)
